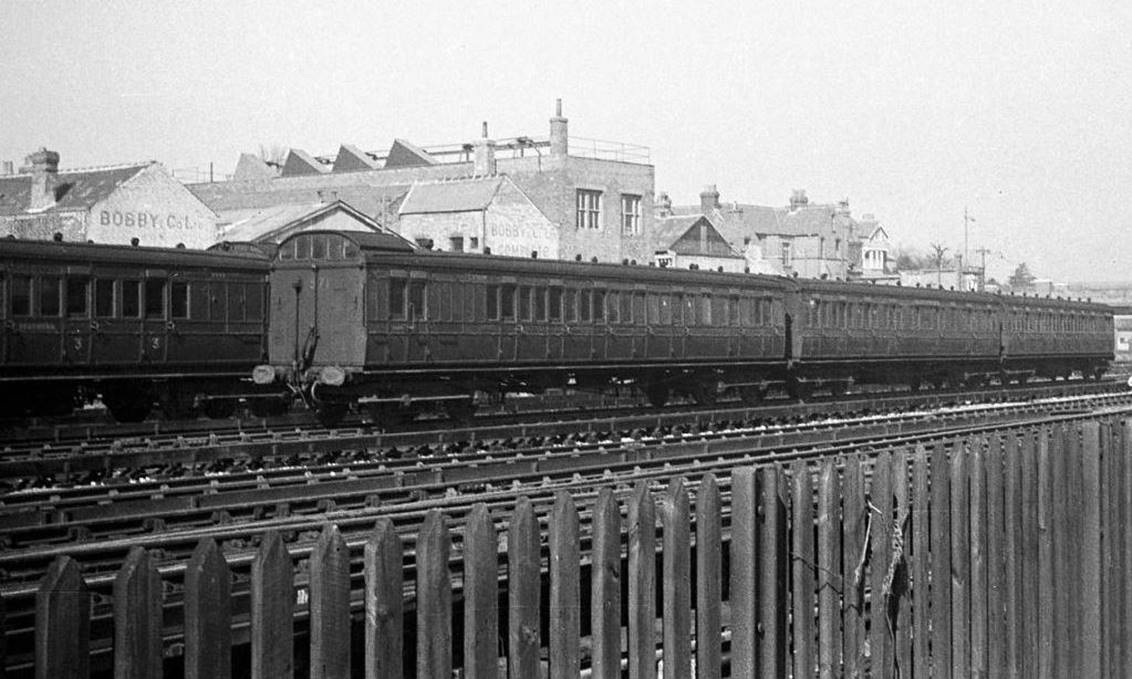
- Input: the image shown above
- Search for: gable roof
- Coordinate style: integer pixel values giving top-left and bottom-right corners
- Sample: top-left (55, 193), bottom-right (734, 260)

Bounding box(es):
top-left (0, 163), bottom-right (150, 216)
top-left (219, 199), bottom-right (392, 243)
top-left (398, 176), bottom-right (505, 215)
top-left (652, 214), bottom-right (710, 248)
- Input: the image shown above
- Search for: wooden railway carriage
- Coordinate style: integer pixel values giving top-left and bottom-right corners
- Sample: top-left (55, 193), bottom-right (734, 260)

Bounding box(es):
top-left (256, 230), bottom-right (795, 424)
top-left (0, 237), bottom-right (270, 421)
top-left (790, 279), bottom-right (1113, 392)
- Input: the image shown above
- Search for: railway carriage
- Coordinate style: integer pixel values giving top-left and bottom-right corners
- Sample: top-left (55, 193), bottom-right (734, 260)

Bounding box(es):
top-left (255, 230), bottom-right (795, 424)
top-left (0, 237), bottom-right (270, 421)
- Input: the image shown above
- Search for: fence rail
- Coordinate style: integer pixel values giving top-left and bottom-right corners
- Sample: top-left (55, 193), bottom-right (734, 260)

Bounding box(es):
top-left (17, 417), bottom-right (1132, 677)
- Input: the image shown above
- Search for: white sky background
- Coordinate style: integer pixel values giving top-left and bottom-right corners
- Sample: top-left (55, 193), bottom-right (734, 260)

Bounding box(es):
top-left (2, 0), bottom-right (1130, 283)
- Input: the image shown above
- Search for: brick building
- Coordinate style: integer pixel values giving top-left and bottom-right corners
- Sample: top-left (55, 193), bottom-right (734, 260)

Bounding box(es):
top-left (0, 149), bottom-right (218, 248)
top-left (398, 175), bottom-right (558, 258)
top-left (189, 101), bottom-right (656, 263)
top-left (652, 214), bottom-right (746, 272)
top-left (665, 186), bottom-right (887, 280)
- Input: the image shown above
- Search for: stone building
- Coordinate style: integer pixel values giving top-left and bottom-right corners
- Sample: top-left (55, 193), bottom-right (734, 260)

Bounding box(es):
top-left (652, 214), bottom-right (746, 272)
top-left (398, 175), bottom-right (558, 258)
top-left (189, 101), bottom-right (655, 263)
top-left (0, 149), bottom-right (218, 247)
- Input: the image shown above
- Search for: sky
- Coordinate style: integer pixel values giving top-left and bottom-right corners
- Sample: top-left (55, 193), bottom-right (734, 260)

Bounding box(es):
top-left (2, 0), bottom-right (1130, 282)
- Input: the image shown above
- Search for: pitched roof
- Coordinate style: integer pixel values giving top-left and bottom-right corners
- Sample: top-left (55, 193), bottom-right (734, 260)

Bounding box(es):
top-left (398, 176), bottom-right (504, 215)
top-left (673, 201), bottom-right (856, 244)
top-left (385, 139), bottom-right (439, 168)
top-left (281, 149), bottom-right (329, 176)
top-left (219, 199), bottom-right (390, 243)
top-left (0, 163), bottom-right (150, 216)
top-left (652, 214), bottom-right (709, 248)
top-left (233, 153), bottom-right (280, 181)
top-left (332, 144), bottom-right (380, 173)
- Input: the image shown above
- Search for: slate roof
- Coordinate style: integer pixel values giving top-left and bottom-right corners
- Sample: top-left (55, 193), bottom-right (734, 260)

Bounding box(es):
top-left (191, 180), bottom-right (409, 223)
top-left (671, 201), bottom-right (855, 245)
top-left (652, 215), bottom-right (708, 248)
top-left (398, 176), bottom-right (505, 215)
top-left (0, 164), bottom-right (150, 216)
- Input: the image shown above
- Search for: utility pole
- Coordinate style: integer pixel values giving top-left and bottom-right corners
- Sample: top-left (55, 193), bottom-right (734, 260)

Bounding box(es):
top-left (973, 246), bottom-right (996, 292)
top-left (964, 207), bottom-right (976, 266)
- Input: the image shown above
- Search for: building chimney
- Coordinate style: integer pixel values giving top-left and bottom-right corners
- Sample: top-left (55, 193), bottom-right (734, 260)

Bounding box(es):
top-left (27, 148), bottom-right (60, 211)
top-left (656, 191), bottom-right (672, 217)
top-left (549, 98), bottom-right (568, 157)
top-left (700, 184), bottom-right (720, 213)
top-left (473, 122), bottom-right (496, 176)
top-left (789, 189), bottom-right (809, 210)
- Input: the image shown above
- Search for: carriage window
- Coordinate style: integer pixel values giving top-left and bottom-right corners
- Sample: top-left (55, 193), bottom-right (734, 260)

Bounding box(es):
top-left (408, 281), bottom-right (427, 320)
top-left (607, 291), bottom-right (619, 323)
top-left (593, 290), bottom-right (605, 322)
top-left (295, 236), bottom-right (312, 260)
top-left (674, 294), bottom-right (685, 325)
top-left (700, 294), bottom-right (712, 325)
top-left (39, 277), bottom-right (61, 316)
top-left (278, 240), bottom-right (294, 261)
top-left (549, 287), bottom-right (562, 321)
top-left (66, 277), bottom-right (90, 317)
top-left (580, 289), bottom-right (592, 322)
top-left (245, 283), bottom-right (263, 321)
top-left (121, 281), bottom-right (141, 317)
top-left (95, 279), bottom-right (115, 317)
top-left (729, 296), bottom-right (740, 326)
top-left (500, 284), bottom-right (516, 320)
top-left (660, 294), bottom-right (673, 324)
top-left (535, 287), bottom-right (547, 321)
top-left (486, 284), bottom-right (499, 320)
top-left (390, 279), bottom-right (407, 319)
top-left (11, 275), bottom-right (31, 316)
top-left (565, 288), bottom-right (577, 322)
top-left (311, 235), bottom-right (327, 260)
top-left (647, 294), bottom-right (660, 325)
top-left (171, 282), bottom-right (190, 319)
top-left (621, 292), bottom-right (633, 324)
top-left (145, 280), bottom-right (166, 319)
top-left (519, 286), bottom-right (532, 321)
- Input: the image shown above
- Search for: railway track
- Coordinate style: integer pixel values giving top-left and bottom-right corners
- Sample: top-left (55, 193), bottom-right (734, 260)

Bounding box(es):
top-left (2, 392), bottom-right (1130, 675)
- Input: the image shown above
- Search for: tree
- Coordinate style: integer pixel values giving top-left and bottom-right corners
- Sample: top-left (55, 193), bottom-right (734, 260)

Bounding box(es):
top-left (258, 144), bottom-right (289, 166)
top-left (1008, 262), bottom-right (1036, 289)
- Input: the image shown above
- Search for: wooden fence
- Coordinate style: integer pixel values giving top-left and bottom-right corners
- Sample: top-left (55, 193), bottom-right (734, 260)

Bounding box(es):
top-left (25, 418), bottom-right (1132, 678)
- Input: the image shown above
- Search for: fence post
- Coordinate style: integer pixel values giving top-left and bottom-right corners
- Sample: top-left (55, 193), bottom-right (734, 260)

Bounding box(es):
top-left (696, 472), bottom-right (722, 679)
top-left (1036, 430), bottom-right (1054, 679)
top-left (592, 487), bottom-right (622, 679)
top-left (662, 477), bottom-right (691, 679)
top-left (1019, 429), bottom-right (1039, 679)
top-left (35, 555), bottom-right (89, 679)
top-left (627, 481), bottom-right (656, 679)
top-left (549, 490), bottom-right (580, 679)
top-left (310, 524), bottom-right (350, 679)
top-left (508, 497), bottom-right (541, 679)
top-left (364, 517), bottom-right (402, 679)
top-left (759, 465), bottom-right (787, 677)
top-left (985, 436), bottom-right (1007, 677)
top-left (950, 443), bottom-right (971, 678)
top-left (464, 503), bottom-right (499, 679)
top-left (416, 509), bottom-right (452, 679)
top-left (185, 538), bottom-right (231, 679)
top-left (113, 546), bottom-right (163, 679)
top-left (817, 459), bottom-right (841, 679)
top-left (869, 450), bottom-right (893, 677)
top-left (970, 440), bottom-right (989, 677)
top-left (911, 446), bottom-right (931, 679)
top-left (729, 467), bottom-right (758, 676)
top-left (791, 461), bottom-right (815, 679)
top-left (1082, 421), bottom-right (1102, 678)
top-left (842, 456), bottom-right (867, 677)
top-left (251, 531), bottom-right (294, 679)
top-left (892, 449), bottom-right (913, 677)
top-left (929, 443), bottom-right (952, 679)
top-left (1002, 433), bottom-right (1023, 677)
top-left (1051, 426), bottom-right (1071, 676)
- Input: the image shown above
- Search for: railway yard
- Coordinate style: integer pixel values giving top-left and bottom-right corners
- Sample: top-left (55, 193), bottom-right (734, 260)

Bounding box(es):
top-left (4, 377), bottom-right (1132, 677)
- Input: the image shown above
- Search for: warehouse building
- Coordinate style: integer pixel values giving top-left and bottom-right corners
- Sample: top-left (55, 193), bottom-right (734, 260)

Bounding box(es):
top-left (0, 149), bottom-right (218, 248)
top-left (189, 101), bottom-right (655, 263)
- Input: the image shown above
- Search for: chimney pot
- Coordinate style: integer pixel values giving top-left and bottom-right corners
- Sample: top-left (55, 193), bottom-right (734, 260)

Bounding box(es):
top-left (482, 121), bottom-right (488, 138)
top-left (556, 98), bottom-right (562, 117)
top-left (550, 100), bottom-right (568, 157)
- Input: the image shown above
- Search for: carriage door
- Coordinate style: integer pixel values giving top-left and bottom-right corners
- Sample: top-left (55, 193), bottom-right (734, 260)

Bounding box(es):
top-left (62, 271), bottom-right (93, 365)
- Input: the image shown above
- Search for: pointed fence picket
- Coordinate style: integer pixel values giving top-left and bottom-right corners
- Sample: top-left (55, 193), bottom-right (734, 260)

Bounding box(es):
top-left (20, 417), bottom-right (1132, 678)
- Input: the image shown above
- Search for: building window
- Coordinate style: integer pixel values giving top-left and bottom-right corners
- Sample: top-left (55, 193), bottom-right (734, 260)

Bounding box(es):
top-left (576, 189), bottom-right (602, 230)
top-left (469, 237), bottom-right (479, 250)
top-left (449, 236), bottom-right (464, 252)
top-left (781, 241), bottom-right (792, 267)
top-left (621, 194), bottom-right (641, 235)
